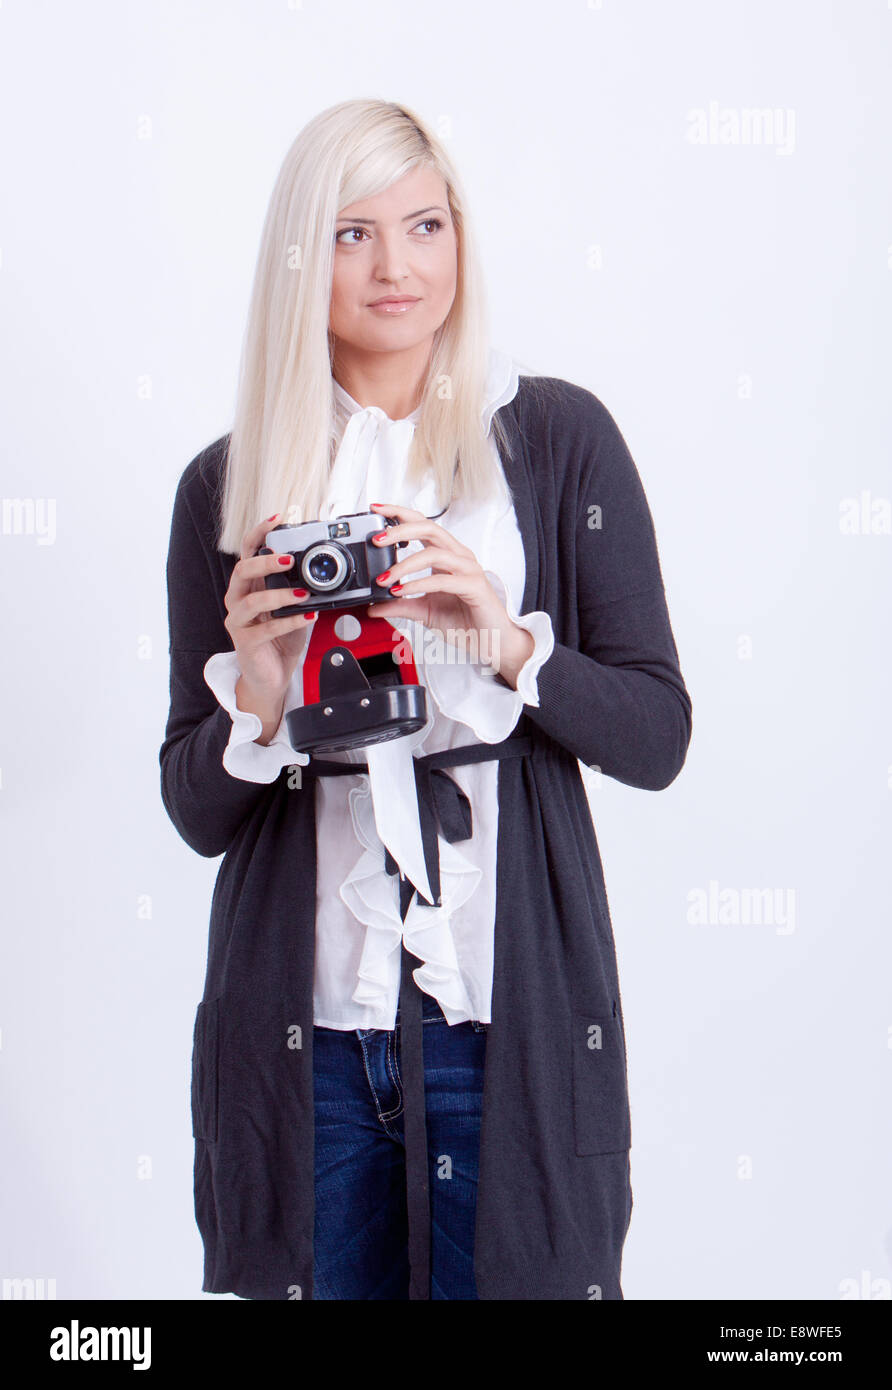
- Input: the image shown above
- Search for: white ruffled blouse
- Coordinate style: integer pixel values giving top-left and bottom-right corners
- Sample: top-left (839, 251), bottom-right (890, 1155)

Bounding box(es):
top-left (204, 347), bottom-right (555, 1029)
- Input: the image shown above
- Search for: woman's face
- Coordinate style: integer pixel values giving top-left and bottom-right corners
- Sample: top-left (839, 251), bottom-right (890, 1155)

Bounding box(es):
top-left (330, 165), bottom-right (458, 360)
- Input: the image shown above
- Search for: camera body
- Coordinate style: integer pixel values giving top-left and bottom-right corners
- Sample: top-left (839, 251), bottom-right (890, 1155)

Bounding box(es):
top-left (260, 511), bottom-right (407, 618)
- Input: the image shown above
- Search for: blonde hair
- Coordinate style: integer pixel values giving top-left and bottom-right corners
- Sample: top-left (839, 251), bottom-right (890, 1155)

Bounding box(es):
top-left (215, 98), bottom-right (511, 555)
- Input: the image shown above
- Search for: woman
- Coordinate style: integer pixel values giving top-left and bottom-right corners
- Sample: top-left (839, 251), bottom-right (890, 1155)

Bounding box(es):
top-left (160, 99), bottom-right (693, 1301)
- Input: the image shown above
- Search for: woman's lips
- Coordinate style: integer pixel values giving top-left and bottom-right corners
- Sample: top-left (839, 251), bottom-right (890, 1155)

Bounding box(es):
top-left (368, 299), bottom-right (420, 314)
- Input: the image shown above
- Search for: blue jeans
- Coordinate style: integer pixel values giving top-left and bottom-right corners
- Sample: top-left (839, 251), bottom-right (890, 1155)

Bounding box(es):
top-left (312, 990), bottom-right (488, 1300)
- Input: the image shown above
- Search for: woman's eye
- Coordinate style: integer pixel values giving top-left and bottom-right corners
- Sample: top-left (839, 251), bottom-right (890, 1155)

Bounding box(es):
top-left (335, 218), bottom-right (444, 245)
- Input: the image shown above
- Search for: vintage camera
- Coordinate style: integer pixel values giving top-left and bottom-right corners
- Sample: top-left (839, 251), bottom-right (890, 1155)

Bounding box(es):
top-left (260, 511), bottom-right (408, 618)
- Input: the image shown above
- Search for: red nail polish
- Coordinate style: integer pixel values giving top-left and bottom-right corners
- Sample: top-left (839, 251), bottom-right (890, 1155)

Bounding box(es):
top-left (266, 513), bottom-right (279, 521)
top-left (376, 570), bottom-right (391, 584)
top-left (305, 611), bottom-right (316, 619)
top-left (277, 555), bottom-right (293, 565)
top-left (390, 583), bottom-right (403, 594)
top-left (293, 588), bottom-right (309, 597)
top-left (372, 531), bottom-right (388, 542)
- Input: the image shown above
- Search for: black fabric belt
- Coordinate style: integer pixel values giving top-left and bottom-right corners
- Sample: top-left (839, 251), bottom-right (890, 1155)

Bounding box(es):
top-left (302, 731), bottom-right (534, 1298)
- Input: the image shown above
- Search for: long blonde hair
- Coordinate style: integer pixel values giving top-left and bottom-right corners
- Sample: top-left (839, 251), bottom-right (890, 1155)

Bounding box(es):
top-left (216, 98), bottom-right (512, 555)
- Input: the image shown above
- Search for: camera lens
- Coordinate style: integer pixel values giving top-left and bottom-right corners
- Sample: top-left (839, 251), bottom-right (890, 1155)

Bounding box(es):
top-left (308, 552), bottom-right (339, 584)
top-left (301, 542), bottom-right (349, 592)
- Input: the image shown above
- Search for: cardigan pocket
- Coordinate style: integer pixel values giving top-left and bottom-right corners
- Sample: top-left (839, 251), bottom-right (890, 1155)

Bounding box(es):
top-left (191, 997), bottom-right (220, 1143)
top-left (571, 1002), bottom-right (631, 1156)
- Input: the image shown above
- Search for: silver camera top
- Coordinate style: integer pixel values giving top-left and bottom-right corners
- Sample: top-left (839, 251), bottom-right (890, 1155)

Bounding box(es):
top-left (264, 511), bottom-right (389, 553)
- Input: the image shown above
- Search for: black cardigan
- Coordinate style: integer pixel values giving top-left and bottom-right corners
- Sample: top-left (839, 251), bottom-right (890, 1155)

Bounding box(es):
top-left (160, 374), bottom-right (693, 1300)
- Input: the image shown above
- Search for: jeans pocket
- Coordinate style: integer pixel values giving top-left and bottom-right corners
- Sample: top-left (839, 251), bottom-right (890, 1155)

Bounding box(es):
top-left (191, 997), bottom-right (220, 1143)
top-left (571, 1003), bottom-right (631, 1157)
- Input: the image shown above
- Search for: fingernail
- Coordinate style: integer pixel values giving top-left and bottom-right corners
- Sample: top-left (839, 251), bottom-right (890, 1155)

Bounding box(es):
top-left (277, 555), bottom-right (293, 565)
top-left (292, 588), bottom-right (309, 597)
top-left (305, 611), bottom-right (316, 619)
top-left (266, 513), bottom-right (279, 522)
top-left (390, 583), bottom-right (403, 594)
top-left (372, 531), bottom-right (388, 542)
top-left (376, 570), bottom-right (391, 584)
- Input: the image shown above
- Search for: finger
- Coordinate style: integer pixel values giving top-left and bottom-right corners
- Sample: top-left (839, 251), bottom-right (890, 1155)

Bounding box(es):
top-left (376, 573), bottom-right (483, 603)
top-left (373, 519), bottom-right (474, 560)
top-left (374, 546), bottom-right (476, 589)
top-left (226, 548), bottom-right (296, 607)
top-left (367, 595), bottom-right (427, 623)
top-left (248, 610), bottom-right (317, 643)
top-left (228, 583), bottom-right (315, 629)
top-left (369, 501), bottom-right (425, 522)
top-left (233, 610), bottom-right (316, 648)
top-left (240, 511), bottom-right (285, 563)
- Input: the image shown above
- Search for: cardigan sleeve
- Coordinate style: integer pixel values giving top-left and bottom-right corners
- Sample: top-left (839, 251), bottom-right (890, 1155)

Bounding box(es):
top-left (158, 463), bottom-right (283, 857)
top-left (519, 397), bottom-right (692, 790)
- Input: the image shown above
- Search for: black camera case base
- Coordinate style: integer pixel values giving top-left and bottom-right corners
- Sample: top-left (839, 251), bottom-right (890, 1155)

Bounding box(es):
top-left (285, 643), bottom-right (428, 754)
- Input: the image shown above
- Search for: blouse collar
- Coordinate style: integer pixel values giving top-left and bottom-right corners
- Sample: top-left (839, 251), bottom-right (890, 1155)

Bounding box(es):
top-left (331, 346), bottom-right (519, 435)
top-left (332, 378), bottom-right (423, 426)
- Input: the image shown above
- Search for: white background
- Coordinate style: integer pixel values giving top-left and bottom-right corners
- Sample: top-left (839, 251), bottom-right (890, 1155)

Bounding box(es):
top-left (1, 0), bottom-right (889, 1300)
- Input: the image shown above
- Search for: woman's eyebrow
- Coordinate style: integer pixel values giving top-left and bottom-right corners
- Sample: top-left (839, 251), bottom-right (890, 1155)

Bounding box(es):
top-left (335, 205), bottom-right (448, 225)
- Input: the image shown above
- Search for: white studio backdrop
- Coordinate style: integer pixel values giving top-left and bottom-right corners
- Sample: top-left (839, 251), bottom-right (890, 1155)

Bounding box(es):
top-left (0, 0), bottom-right (889, 1301)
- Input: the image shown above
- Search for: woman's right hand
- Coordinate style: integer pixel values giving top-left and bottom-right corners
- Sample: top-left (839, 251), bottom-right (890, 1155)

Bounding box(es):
top-left (224, 513), bottom-right (316, 710)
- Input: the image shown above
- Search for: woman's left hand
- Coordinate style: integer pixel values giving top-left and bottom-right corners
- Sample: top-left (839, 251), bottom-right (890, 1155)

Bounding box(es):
top-left (365, 501), bottom-right (534, 689)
